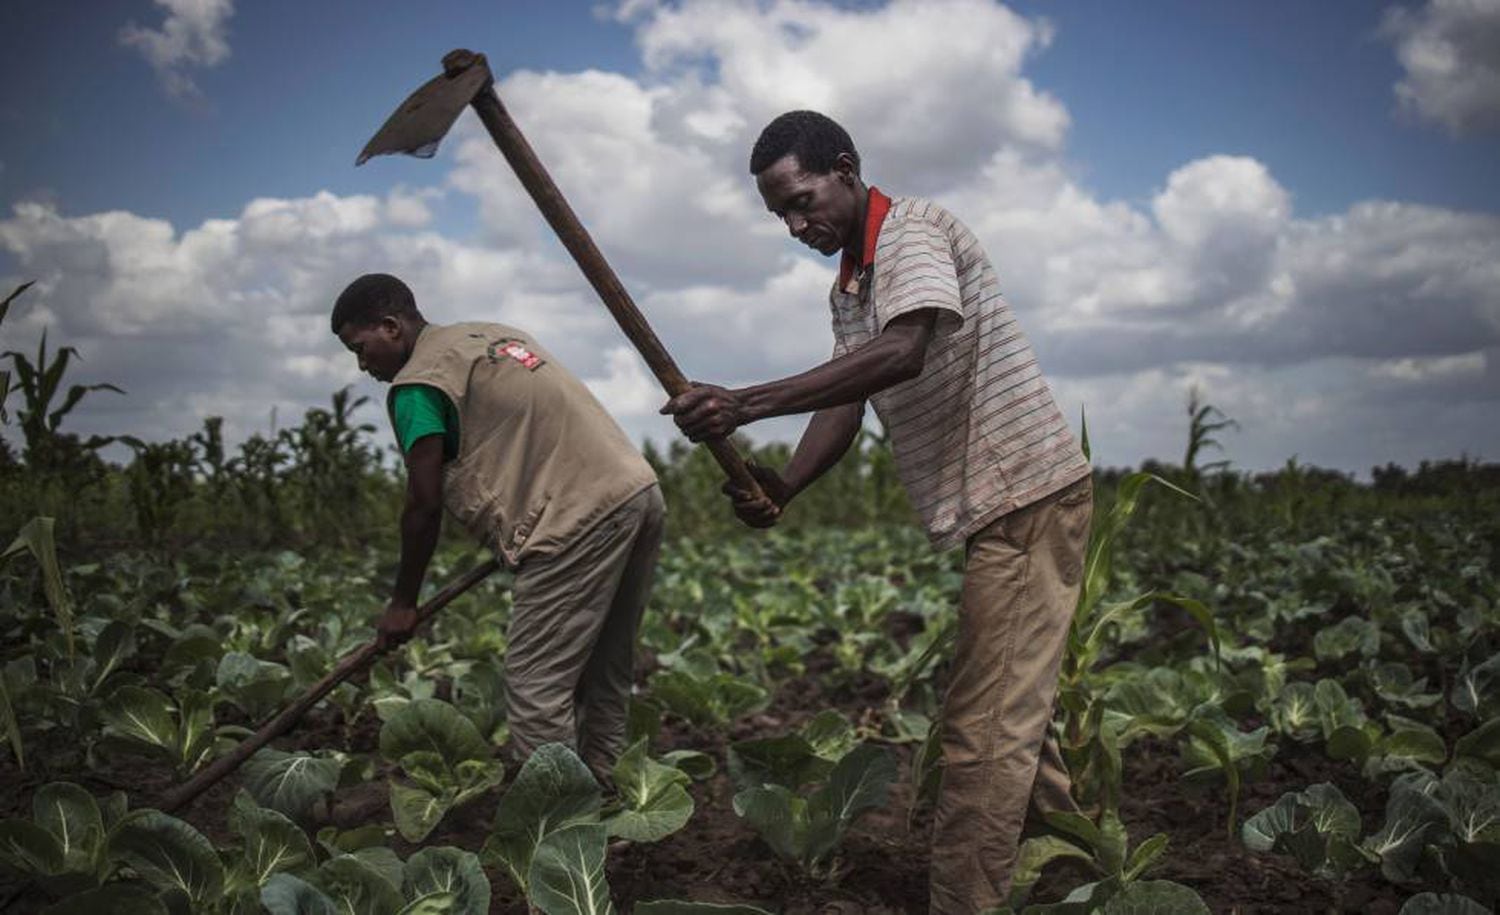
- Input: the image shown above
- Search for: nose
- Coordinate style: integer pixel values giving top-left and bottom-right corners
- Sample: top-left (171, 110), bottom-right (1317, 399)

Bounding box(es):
top-left (785, 213), bottom-right (808, 239)
top-left (357, 354), bottom-right (369, 373)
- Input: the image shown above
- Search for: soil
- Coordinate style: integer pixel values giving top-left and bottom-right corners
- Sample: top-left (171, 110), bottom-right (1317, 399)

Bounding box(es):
top-left (0, 652), bottom-right (1451, 915)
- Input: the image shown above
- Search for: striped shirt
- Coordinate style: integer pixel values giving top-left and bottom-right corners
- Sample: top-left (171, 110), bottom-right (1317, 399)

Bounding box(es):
top-left (830, 190), bottom-right (1090, 550)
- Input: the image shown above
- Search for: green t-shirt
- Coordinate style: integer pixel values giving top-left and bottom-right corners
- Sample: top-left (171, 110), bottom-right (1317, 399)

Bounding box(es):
top-left (390, 385), bottom-right (460, 461)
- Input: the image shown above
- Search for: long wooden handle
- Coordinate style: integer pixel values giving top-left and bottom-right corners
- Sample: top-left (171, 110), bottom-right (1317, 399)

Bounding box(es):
top-left (467, 86), bottom-right (767, 502)
top-left (160, 559), bottom-right (502, 814)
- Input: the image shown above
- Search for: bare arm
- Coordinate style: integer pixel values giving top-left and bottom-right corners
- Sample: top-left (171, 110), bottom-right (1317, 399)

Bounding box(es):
top-left (379, 435), bottom-right (444, 647)
top-left (663, 309), bottom-right (937, 442)
top-left (783, 401), bottom-right (865, 498)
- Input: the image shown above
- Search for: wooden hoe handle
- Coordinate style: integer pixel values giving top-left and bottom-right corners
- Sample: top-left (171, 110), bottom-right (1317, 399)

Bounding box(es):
top-left (466, 87), bottom-right (768, 503)
top-left (160, 559), bottom-right (501, 814)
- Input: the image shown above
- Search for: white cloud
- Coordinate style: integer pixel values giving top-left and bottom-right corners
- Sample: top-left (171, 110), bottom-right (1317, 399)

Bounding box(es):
top-left (119, 0), bottom-right (235, 101)
top-left (5, 0), bottom-right (1498, 475)
top-left (1383, 0), bottom-right (1500, 135)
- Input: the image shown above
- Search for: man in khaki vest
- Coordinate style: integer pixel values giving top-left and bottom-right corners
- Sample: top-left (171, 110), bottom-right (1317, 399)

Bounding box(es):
top-left (331, 272), bottom-right (664, 779)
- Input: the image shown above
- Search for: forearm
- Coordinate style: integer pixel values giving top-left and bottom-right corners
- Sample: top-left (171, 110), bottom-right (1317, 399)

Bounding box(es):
top-left (783, 401), bottom-right (865, 498)
top-left (391, 494), bottom-right (442, 606)
top-left (738, 339), bottom-right (918, 424)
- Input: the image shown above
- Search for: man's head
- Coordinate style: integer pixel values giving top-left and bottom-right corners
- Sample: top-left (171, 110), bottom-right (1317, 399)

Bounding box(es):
top-left (749, 110), bottom-right (864, 257)
top-left (330, 273), bottom-right (426, 383)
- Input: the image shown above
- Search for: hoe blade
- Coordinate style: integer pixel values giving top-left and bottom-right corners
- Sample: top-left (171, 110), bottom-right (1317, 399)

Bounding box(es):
top-left (356, 58), bottom-right (493, 166)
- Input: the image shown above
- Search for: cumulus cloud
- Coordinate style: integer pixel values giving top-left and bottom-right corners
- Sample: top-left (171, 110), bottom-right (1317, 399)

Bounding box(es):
top-left (119, 0), bottom-right (235, 101)
top-left (4, 0), bottom-right (1498, 473)
top-left (1383, 0), bottom-right (1500, 135)
top-left (0, 187), bottom-right (617, 449)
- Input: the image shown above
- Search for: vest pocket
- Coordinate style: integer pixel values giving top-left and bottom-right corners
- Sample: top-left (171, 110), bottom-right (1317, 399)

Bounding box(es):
top-left (503, 494), bottom-right (551, 557)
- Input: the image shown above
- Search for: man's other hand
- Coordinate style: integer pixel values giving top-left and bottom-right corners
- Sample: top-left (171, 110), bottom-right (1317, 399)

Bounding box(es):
top-left (376, 600), bottom-right (419, 650)
top-left (661, 383), bottom-right (745, 442)
top-left (723, 461), bottom-right (791, 528)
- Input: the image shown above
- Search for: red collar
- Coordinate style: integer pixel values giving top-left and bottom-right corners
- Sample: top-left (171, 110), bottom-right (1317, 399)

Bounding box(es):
top-left (838, 186), bottom-right (891, 290)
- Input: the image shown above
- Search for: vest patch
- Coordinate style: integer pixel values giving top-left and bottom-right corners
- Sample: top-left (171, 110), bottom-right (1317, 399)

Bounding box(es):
top-left (488, 338), bottom-right (545, 371)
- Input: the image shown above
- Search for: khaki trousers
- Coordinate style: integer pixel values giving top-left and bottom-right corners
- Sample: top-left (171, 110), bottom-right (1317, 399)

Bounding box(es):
top-left (929, 476), bottom-right (1093, 914)
top-left (505, 484), bottom-right (665, 781)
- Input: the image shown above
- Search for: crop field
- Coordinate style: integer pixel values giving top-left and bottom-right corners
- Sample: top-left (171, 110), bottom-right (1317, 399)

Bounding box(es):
top-left (2, 302), bottom-right (1500, 913)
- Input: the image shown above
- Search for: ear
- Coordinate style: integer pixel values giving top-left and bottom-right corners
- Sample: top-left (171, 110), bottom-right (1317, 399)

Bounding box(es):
top-left (380, 314), bottom-right (403, 339)
top-left (834, 152), bottom-right (859, 185)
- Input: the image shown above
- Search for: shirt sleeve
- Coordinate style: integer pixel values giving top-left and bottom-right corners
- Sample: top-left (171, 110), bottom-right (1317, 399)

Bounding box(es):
top-left (871, 215), bottom-right (965, 338)
top-left (390, 384), bottom-right (452, 454)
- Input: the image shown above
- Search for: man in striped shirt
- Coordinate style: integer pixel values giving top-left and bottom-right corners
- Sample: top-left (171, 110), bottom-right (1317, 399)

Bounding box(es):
top-left (663, 110), bottom-right (1093, 912)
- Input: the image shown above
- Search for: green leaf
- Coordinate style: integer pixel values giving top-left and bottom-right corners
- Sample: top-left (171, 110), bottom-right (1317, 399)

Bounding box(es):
top-left (380, 699), bottom-right (491, 770)
top-left (389, 781), bottom-right (453, 844)
top-left (1376, 724), bottom-right (1448, 769)
top-left (1313, 617), bottom-right (1381, 663)
top-left (634, 903), bottom-right (775, 915)
top-left (1363, 773), bottom-right (1447, 883)
top-left (1455, 718), bottom-right (1500, 767)
top-left (91, 620), bottom-right (137, 693)
top-left (1327, 724), bottom-right (1377, 762)
top-left (396, 892), bottom-right (460, 915)
top-left (216, 652), bottom-right (293, 722)
top-left (261, 872), bottom-right (339, 915)
top-left (3, 517), bottom-right (74, 658)
top-left (604, 739), bottom-right (693, 843)
top-left (1299, 783), bottom-right (1362, 841)
top-left (175, 687), bottom-right (217, 774)
top-left (527, 822), bottom-right (614, 915)
top-left (402, 847), bottom-right (490, 915)
top-left (1242, 793), bottom-right (1300, 853)
top-left (801, 710), bottom-right (859, 760)
top-left (487, 743), bottom-right (601, 892)
top-left (1370, 663), bottom-right (1442, 711)
top-left (1123, 833), bottom-right (1169, 881)
top-left (0, 818), bottom-right (65, 876)
top-left (1451, 652), bottom-right (1500, 719)
top-left (32, 783), bottom-right (103, 870)
top-left (1397, 893), bottom-right (1491, 915)
top-left (1098, 880), bottom-right (1210, 914)
top-left (803, 744), bottom-right (897, 866)
top-left (1011, 835), bottom-right (1093, 889)
top-left (109, 810), bottom-right (225, 904)
top-left (229, 792), bottom-right (314, 885)
top-left (1314, 679), bottom-right (1366, 736)
top-left (727, 734), bottom-right (829, 792)
top-left (100, 686), bottom-right (177, 753)
top-left (242, 749), bottom-right (343, 822)
top-left (42, 883), bottom-right (169, 915)
top-left (310, 854), bottom-right (404, 915)
top-left (732, 784), bottom-right (807, 861)
top-left (626, 698), bottom-right (662, 748)
top-left (660, 749), bottom-right (715, 781)
top-left (0, 674), bottom-right (23, 770)
top-left (1437, 765), bottom-right (1500, 843)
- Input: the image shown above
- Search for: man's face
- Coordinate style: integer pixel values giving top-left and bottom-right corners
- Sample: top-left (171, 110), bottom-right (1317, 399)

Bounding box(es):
top-left (755, 153), bottom-right (861, 257)
top-left (336, 316), bottom-right (406, 383)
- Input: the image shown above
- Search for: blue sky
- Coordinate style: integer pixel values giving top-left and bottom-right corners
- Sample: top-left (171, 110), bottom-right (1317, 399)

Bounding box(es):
top-left (1, 0), bottom-right (1498, 474)
top-left (4, 1), bottom-right (1495, 227)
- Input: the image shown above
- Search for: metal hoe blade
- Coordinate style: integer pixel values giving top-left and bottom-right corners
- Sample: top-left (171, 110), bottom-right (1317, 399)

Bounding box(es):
top-left (356, 56), bottom-right (494, 165)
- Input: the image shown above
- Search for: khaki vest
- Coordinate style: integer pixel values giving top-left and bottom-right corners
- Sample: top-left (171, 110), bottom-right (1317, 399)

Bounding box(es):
top-left (389, 322), bottom-right (657, 567)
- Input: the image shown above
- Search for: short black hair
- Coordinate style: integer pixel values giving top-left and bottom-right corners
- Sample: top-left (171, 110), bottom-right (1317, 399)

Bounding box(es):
top-left (330, 273), bottom-right (421, 334)
top-left (749, 110), bottom-right (860, 176)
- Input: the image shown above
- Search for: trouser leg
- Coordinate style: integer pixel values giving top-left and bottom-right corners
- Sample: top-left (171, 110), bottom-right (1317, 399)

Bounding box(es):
top-left (928, 477), bottom-right (1093, 915)
top-left (504, 486), bottom-right (661, 777)
top-left (577, 486), bottom-right (665, 780)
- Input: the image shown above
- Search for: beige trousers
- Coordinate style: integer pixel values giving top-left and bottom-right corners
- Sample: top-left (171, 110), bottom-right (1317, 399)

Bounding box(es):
top-left (929, 476), bottom-right (1094, 914)
top-left (504, 484), bottom-right (665, 781)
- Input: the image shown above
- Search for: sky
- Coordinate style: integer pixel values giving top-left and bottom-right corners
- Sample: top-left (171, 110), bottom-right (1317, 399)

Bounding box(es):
top-left (1, 0), bottom-right (1498, 475)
